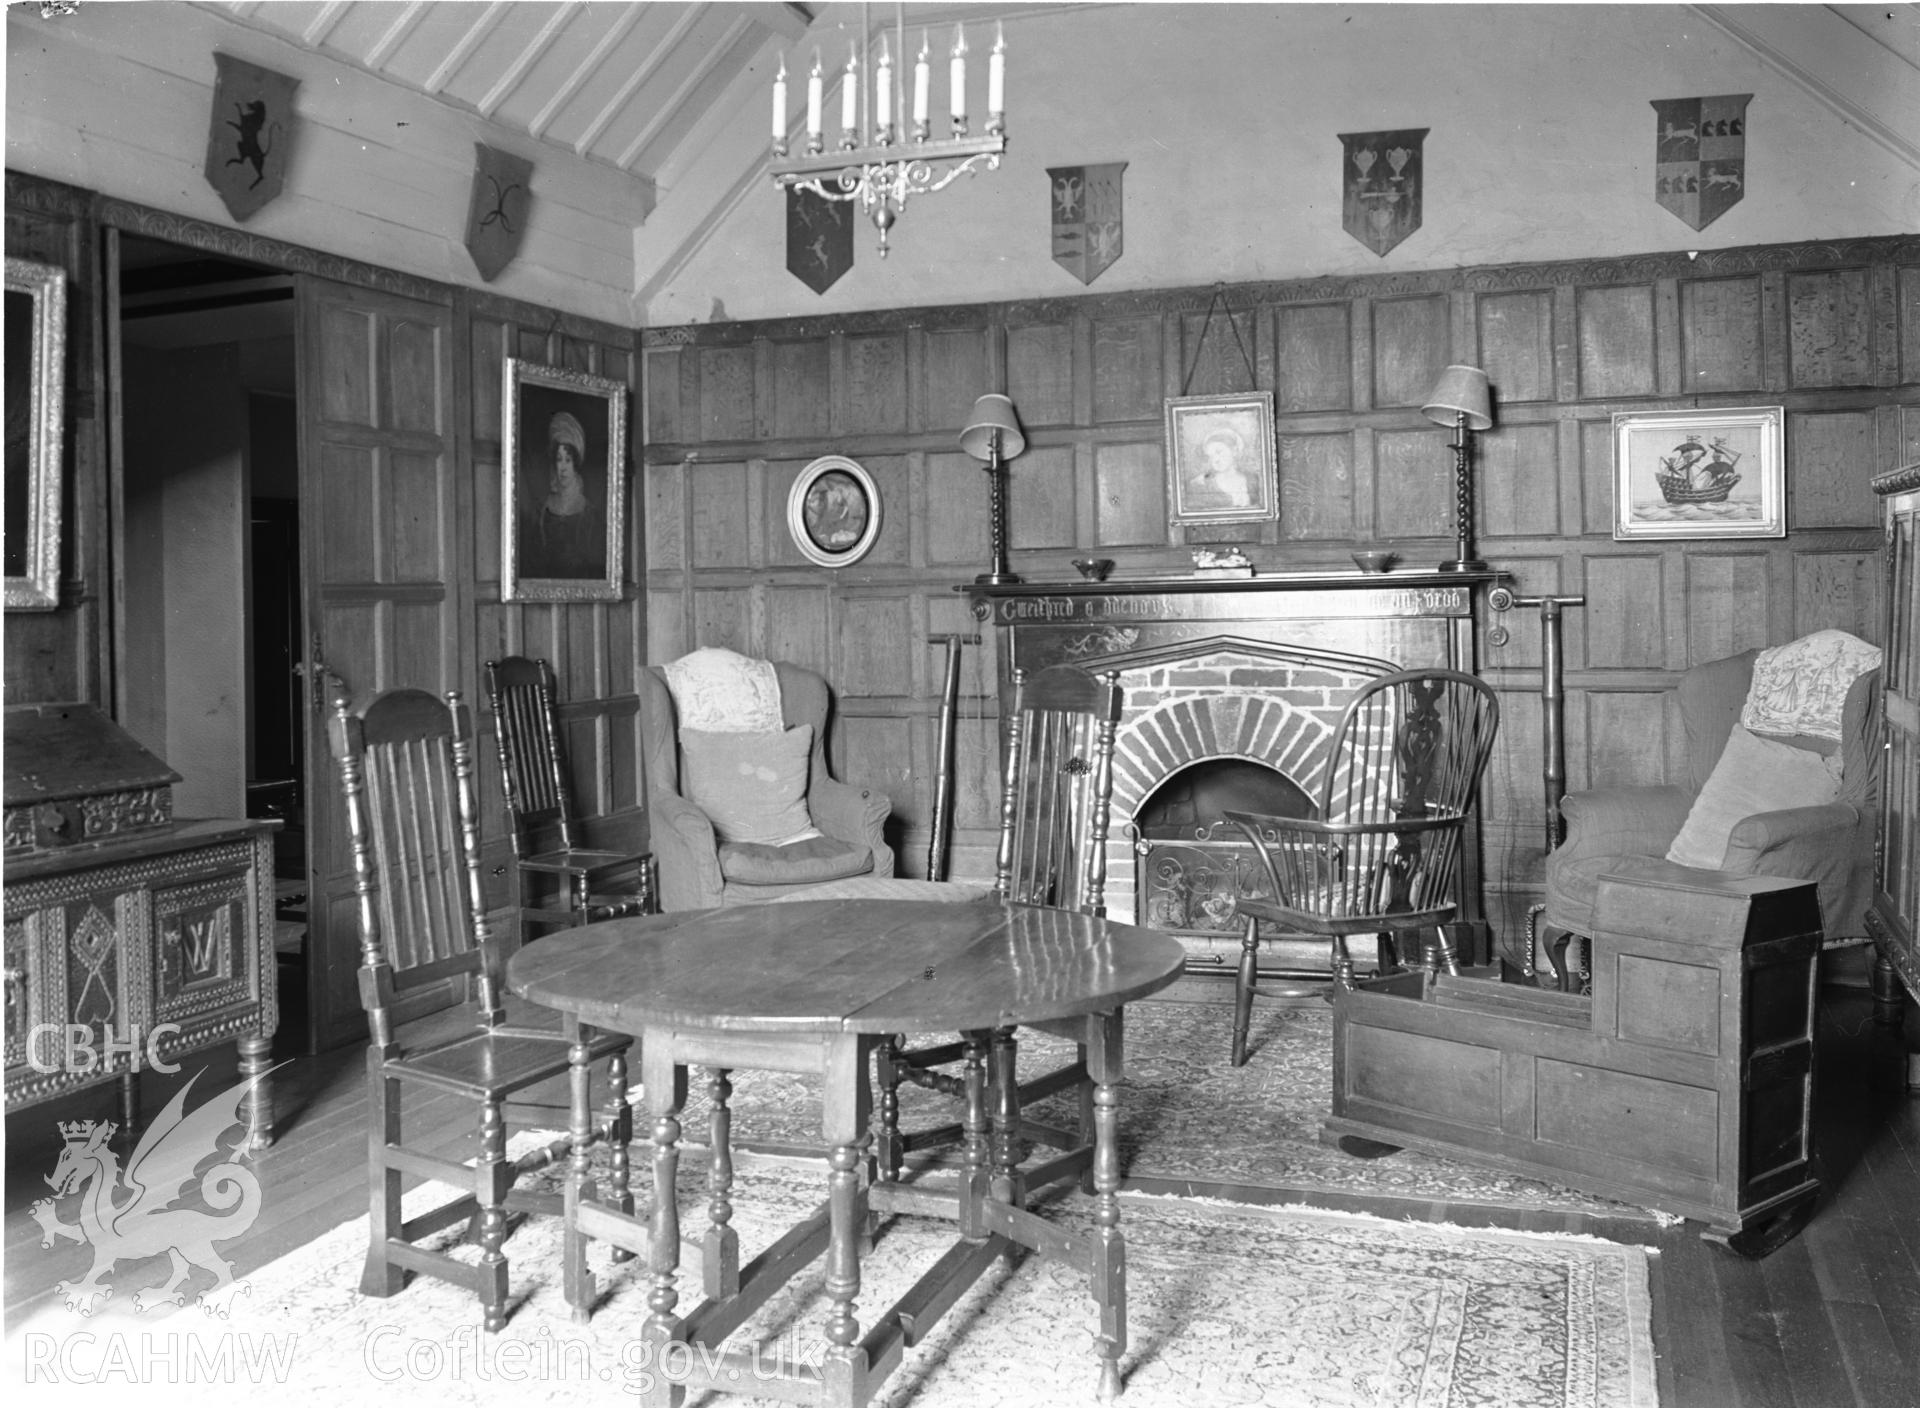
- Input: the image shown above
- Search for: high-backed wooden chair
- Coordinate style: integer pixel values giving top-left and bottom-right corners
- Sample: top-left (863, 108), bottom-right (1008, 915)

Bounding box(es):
top-left (873, 662), bottom-right (1124, 1182)
top-left (485, 655), bottom-right (651, 939)
top-left (1226, 668), bottom-right (1500, 1066)
top-left (330, 685), bottom-right (632, 1332)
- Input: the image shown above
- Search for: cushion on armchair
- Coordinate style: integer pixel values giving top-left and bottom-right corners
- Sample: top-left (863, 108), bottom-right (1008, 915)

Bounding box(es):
top-left (1664, 724), bottom-right (1842, 869)
top-left (679, 725), bottom-right (820, 845)
top-left (718, 833), bottom-right (873, 886)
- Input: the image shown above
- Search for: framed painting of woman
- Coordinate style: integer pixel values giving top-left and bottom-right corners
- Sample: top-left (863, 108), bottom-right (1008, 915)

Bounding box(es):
top-left (1163, 392), bottom-right (1278, 529)
top-left (502, 359), bottom-right (627, 602)
top-left (787, 455), bottom-right (881, 567)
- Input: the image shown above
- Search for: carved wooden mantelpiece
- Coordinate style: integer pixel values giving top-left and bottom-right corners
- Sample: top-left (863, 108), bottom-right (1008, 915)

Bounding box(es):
top-left (965, 569), bottom-right (1504, 682)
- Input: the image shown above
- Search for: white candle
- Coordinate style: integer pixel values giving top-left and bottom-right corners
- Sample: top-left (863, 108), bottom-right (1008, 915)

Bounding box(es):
top-left (806, 50), bottom-right (822, 137)
top-left (772, 54), bottom-right (787, 141)
top-left (913, 31), bottom-right (930, 124)
top-left (841, 42), bottom-right (858, 132)
top-left (876, 35), bottom-right (891, 130)
top-left (988, 23), bottom-right (1004, 114)
top-left (949, 24), bottom-right (967, 121)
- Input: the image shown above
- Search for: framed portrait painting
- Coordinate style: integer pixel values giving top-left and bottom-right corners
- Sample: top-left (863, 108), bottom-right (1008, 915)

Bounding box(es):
top-left (502, 358), bottom-right (627, 602)
top-left (5, 258), bottom-right (67, 611)
top-left (788, 455), bottom-right (880, 567)
top-left (1164, 392), bottom-right (1278, 529)
top-left (1613, 406), bottom-right (1784, 541)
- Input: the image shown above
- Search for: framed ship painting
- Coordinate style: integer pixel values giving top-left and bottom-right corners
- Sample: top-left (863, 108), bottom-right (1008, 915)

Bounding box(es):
top-left (1612, 406), bottom-right (1784, 541)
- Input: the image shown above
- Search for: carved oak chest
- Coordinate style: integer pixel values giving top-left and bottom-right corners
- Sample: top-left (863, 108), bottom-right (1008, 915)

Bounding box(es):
top-left (4, 703), bottom-right (276, 1147)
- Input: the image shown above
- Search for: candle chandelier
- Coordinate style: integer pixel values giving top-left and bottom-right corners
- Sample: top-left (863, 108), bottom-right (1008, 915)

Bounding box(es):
top-left (770, 2), bottom-right (1007, 258)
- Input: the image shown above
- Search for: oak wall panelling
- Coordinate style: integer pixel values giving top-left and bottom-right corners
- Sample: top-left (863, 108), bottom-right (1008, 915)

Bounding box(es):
top-left (644, 235), bottom-right (1920, 957)
top-left (5, 172), bottom-right (645, 1051)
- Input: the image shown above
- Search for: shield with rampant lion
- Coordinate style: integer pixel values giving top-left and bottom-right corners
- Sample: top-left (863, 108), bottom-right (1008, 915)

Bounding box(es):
top-left (204, 54), bottom-right (299, 222)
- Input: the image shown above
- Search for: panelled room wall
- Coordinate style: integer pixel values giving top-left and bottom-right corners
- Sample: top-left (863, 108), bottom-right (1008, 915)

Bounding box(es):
top-left (643, 233), bottom-right (1920, 952)
top-left (4, 172), bottom-right (646, 925)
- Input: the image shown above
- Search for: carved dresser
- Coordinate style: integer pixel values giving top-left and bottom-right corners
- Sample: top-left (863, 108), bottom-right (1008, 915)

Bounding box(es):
top-left (4, 703), bottom-right (276, 1147)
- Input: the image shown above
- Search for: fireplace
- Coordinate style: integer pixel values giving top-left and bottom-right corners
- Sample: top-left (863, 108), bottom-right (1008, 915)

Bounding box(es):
top-left (1132, 757), bottom-right (1312, 935)
top-left (1092, 636), bottom-right (1395, 973)
top-left (966, 569), bottom-right (1502, 971)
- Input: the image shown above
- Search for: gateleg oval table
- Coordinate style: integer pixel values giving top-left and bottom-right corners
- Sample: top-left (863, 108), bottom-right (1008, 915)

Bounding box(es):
top-left (507, 896), bottom-right (1187, 1407)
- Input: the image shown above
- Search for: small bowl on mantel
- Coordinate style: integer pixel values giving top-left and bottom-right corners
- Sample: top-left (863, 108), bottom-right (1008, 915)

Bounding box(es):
top-left (1072, 557), bottom-right (1115, 582)
top-left (1351, 548), bottom-right (1399, 574)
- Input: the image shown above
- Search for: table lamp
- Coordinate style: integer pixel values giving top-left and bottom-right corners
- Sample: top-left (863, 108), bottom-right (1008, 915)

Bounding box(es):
top-left (961, 393), bottom-right (1026, 584)
top-left (1420, 365), bottom-right (1493, 573)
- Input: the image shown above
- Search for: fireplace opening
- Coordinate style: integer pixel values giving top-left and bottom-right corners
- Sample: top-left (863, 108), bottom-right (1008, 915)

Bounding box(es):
top-left (1131, 759), bottom-right (1314, 935)
top-left (1134, 758), bottom-right (1313, 840)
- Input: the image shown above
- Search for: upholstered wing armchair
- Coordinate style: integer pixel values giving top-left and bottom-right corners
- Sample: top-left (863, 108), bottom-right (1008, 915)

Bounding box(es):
top-left (1541, 638), bottom-right (1881, 976)
top-left (639, 655), bottom-right (894, 910)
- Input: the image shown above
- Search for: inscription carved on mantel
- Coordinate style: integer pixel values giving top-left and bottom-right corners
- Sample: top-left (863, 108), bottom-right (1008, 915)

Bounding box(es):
top-left (965, 572), bottom-right (1492, 627)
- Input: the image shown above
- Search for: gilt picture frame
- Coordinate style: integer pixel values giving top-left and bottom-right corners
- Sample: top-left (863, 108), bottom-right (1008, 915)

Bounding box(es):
top-left (1612, 406), bottom-right (1784, 541)
top-left (1164, 392), bottom-right (1278, 529)
top-left (788, 455), bottom-right (881, 567)
top-left (5, 258), bottom-right (67, 611)
top-left (502, 358), bottom-right (627, 602)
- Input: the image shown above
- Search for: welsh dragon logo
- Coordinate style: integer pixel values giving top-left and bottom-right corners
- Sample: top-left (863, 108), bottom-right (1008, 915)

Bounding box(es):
top-left (30, 1070), bottom-right (269, 1318)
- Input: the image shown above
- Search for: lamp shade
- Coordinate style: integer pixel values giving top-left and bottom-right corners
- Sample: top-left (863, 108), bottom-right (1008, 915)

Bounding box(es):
top-left (1420, 365), bottom-right (1493, 431)
top-left (960, 393), bottom-right (1026, 461)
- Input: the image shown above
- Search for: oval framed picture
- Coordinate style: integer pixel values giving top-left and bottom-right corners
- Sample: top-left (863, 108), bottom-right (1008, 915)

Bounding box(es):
top-left (788, 455), bottom-right (881, 567)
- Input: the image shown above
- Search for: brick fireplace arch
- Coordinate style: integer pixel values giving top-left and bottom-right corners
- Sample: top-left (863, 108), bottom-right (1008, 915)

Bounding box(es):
top-left (1074, 637), bottom-right (1393, 936)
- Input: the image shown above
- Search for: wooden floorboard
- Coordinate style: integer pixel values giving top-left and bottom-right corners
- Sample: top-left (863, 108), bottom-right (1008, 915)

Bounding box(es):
top-left (1761, 1236), bottom-right (1861, 1408)
top-left (1824, 1301), bottom-right (1919, 1408)
top-left (1651, 1224), bottom-right (1736, 1408)
top-left (4, 984), bottom-right (1917, 1407)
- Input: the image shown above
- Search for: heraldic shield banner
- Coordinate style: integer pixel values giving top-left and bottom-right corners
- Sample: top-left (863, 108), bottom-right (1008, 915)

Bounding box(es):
top-left (1049, 163), bottom-right (1126, 286)
top-left (204, 53), bottom-right (299, 222)
top-left (787, 186), bottom-right (853, 295)
top-left (1653, 94), bottom-right (1751, 231)
top-left (1339, 129), bottom-right (1427, 257)
top-left (465, 143), bottom-right (535, 282)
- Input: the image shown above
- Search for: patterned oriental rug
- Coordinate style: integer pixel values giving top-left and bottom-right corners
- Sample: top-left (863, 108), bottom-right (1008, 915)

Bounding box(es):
top-left (5, 1154), bottom-right (1658, 1408)
top-left (685, 999), bottom-right (1643, 1221)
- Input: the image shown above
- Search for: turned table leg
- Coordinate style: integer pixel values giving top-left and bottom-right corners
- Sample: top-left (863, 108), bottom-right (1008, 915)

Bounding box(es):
top-left (564, 1024), bottom-right (598, 1320)
top-left (989, 1026), bottom-right (1025, 1206)
top-left (1087, 1009), bottom-right (1128, 1402)
top-left (959, 1032), bottom-right (991, 1241)
top-left (704, 1067), bottom-right (738, 1297)
top-left (640, 1035), bottom-right (689, 1408)
top-left (820, 1034), bottom-right (873, 1408)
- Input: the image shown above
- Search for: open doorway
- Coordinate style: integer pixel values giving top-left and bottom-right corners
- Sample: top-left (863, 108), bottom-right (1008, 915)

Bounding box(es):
top-left (115, 234), bottom-right (311, 1054)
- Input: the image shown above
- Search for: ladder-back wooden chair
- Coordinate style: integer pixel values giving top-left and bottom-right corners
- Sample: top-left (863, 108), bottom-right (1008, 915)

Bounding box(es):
top-left (874, 662), bottom-right (1124, 1184)
top-left (330, 685), bottom-right (632, 1331)
top-left (1225, 667), bottom-right (1500, 1066)
top-left (485, 656), bottom-right (651, 940)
